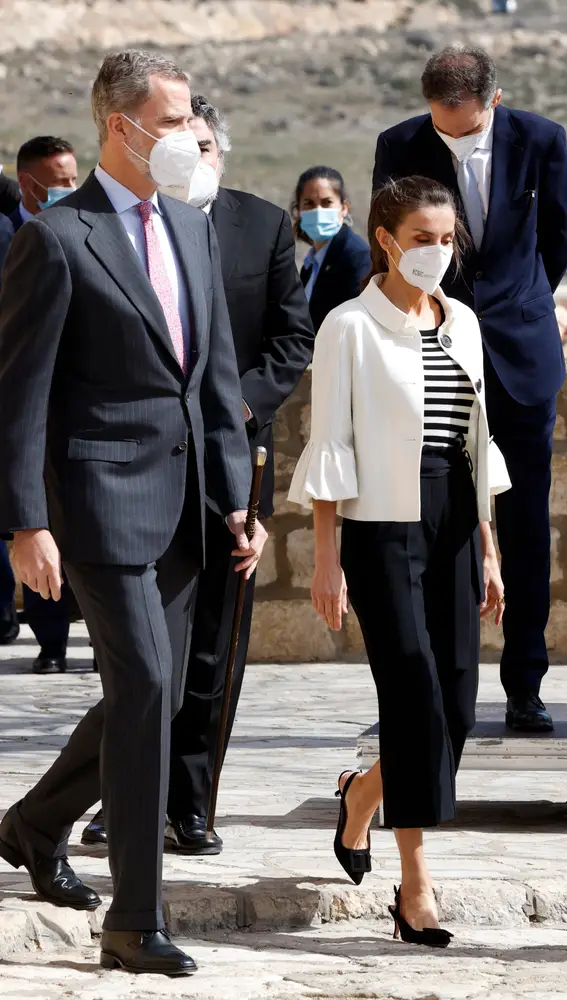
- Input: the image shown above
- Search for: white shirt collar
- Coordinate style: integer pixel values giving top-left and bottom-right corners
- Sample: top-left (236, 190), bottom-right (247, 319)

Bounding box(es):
top-left (360, 274), bottom-right (454, 334)
top-left (19, 203), bottom-right (35, 224)
top-left (94, 164), bottom-right (162, 215)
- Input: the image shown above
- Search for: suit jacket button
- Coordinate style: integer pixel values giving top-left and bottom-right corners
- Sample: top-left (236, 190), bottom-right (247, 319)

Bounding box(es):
top-left (174, 442), bottom-right (187, 454)
top-left (475, 379), bottom-right (482, 392)
top-left (475, 270), bottom-right (483, 280)
top-left (441, 334), bottom-right (452, 349)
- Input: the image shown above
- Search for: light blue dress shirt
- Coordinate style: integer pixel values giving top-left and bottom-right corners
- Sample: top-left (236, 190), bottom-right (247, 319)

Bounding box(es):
top-left (303, 241), bottom-right (332, 302)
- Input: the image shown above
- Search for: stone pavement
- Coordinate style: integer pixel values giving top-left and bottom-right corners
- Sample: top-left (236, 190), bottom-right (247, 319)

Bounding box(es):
top-left (2, 626), bottom-right (567, 997)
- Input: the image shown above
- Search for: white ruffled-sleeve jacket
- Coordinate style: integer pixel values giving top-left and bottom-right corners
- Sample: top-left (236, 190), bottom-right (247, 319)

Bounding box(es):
top-left (288, 277), bottom-right (510, 523)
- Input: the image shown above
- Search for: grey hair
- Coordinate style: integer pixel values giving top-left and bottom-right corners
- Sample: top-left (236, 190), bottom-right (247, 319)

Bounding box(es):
top-left (421, 45), bottom-right (498, 109)
top-left (92, 49), bottom-right (190, 142)
top-left (190, 93), bottom-right (232, 163)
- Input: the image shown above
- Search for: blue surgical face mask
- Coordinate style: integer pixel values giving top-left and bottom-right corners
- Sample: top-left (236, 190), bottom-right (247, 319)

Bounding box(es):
top-left (26, 173), bottom-right (74, 211)
top-left (300, 207), bottom-right (343, 243)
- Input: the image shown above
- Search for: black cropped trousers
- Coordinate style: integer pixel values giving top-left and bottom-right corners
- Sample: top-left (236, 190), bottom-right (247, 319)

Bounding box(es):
top-left (341, 446), bottom-right (482, 829)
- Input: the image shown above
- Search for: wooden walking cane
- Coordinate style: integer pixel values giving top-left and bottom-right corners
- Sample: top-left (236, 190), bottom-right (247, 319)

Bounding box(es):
top-left (206, 445), bottom-right (267, 840)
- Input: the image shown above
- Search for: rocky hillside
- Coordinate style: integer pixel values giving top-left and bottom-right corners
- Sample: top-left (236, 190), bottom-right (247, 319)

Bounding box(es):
top-left (0, 0), bottom-right (566, 224)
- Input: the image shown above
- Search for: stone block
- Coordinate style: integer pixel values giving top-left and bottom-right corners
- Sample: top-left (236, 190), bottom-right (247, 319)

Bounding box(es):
top-left (342, 608), bottom-right (366, 658)
top-left (287, 527), bottom-right (314, 589)
top-left (555, 413), bottom-right (567, 440)
top-left (300, 404), bottom-right (311, 445)
top-left (551, 526), bottom-right (563, 585)
top-left (0, 908), bottom-right (34, 958)
top-left (545, 600), bottom-right (567, 652)
top-left (550, 455), bottom-right (567, 516)
top-left (435, 879), bottom-right (531, 927)
top-left (164, 885), bottom-right (239, 934)
top-left (480, 615), bottom-right (504, 653)
top-left (248, 600), bottom-right (337, 662)
top-left (237, 880), bottom-right (323, 930)
top-left (0, 899), bottom-right (93, 951)
top-left (255, 534), bottom-right (277, 587)
top-left (272, 490), bottom-right (312, 518)
top-left (531, 878), bottom-right (567, 923)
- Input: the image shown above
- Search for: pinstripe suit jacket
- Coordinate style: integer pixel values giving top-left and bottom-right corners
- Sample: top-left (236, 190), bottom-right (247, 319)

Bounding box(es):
top-left (0, 171), bottom-right (252, 565)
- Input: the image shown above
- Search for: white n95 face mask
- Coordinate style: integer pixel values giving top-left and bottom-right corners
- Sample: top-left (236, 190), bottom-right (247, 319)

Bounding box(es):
top-left (122, 114), bottom-right (201, 188)
top-left (159, 160), bottom-right (220, 208)
top-left (390, 240), bottom-right (453, 295)
top-left (434, 110), bottom-right (494, 163)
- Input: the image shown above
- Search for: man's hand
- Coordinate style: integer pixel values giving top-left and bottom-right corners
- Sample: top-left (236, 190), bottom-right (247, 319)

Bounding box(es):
top-left (11, 529), bottom-right (63, 601)
top-left (227, 511), bottom-right (268, 581)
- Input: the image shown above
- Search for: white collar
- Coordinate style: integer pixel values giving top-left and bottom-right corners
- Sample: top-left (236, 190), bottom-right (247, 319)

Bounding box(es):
top-left (94, 164), bottom-right (162, 215)
top-left (360, 274), bottom-right (454, 334)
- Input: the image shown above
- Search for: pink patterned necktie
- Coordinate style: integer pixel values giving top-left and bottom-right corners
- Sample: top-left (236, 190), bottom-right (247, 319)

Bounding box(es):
top-left (137, 200), bottom-right (187, 373)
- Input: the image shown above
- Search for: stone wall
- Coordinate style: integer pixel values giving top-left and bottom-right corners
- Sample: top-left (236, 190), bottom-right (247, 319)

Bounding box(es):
top-left (248, 373), bottom-right (567, 662)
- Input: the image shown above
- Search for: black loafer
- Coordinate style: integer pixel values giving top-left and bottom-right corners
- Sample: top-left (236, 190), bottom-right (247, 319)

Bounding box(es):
top-left (164, 815), bottom-right (223, 856)
top-left (0, 805), bottom-right (101, 910)
top-left (33, 654), bottom-right (67, 674)
top-left (100, 929), bottom-right (197, 976)
top-left (506, 694), bottom-right (554, 733)
top-left (81, 808), bottom-right (107, 845)
top-left (0, 603), bottom-right (19, 644)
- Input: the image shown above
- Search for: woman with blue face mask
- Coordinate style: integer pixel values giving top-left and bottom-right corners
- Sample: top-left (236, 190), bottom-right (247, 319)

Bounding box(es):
top-left (293, 166), bottom-right (370, 332)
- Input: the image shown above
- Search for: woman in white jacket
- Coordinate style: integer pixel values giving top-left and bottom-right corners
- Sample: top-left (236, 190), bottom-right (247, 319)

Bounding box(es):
top-left (289, 177), bottom-right (509, 947)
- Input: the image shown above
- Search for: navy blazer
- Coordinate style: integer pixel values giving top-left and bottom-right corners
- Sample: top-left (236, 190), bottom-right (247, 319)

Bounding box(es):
top-left (0, 215), bottom-right (13, 286)
top-left (300, 223), bottom-right (371, 333)
top-left (373, 105), bottom-right (567, 405)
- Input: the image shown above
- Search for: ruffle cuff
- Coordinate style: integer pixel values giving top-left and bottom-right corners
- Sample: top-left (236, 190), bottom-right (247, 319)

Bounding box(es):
top-left (488, 440), bottom-right (511, 496)
top-left (288, 440), bottom-right (358, 508)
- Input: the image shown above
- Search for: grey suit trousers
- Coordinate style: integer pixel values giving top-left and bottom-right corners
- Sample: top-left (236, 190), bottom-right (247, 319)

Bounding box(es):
top-left (17, 523), bottom-right (199, 931)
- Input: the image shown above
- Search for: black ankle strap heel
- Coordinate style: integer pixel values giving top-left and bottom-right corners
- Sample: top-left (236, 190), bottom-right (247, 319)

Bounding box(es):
top-left (333, 770), bottom-right (372, 886)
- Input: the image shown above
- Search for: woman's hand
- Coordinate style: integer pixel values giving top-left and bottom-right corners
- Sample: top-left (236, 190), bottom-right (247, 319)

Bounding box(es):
top-left (311, 555), bottom-right (348, 631)
top-left (481, 550), bottom-right (505, 626)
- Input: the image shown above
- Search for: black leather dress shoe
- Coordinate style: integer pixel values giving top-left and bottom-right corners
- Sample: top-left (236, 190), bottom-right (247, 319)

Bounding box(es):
top-left (0, 603), bottom-right (19, 644)
top-left (33, 653), bottom-right (67, 674)
top-left (100, 929), bottom-right (197, 976)
top-left (81, 808), bottom-right (107, 846)
top-left (164, 816), bottom-right (223, 856)
top-left (0, 806), bottom-right (101, 910)
top-left (506, 694), bottom-right (554, 733)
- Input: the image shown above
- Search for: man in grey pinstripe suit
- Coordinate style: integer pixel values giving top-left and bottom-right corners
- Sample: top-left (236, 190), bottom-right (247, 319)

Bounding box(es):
top-left (0, 50), bottom-right (266, 977)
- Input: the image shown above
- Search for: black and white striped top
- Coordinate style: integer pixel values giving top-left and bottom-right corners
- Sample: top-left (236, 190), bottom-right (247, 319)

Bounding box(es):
top-left (421, 323), bottom-right (475, 449)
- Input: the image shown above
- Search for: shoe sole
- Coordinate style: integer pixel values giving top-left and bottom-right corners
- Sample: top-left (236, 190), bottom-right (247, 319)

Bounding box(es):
top-left (505, 712), bottom-right (554, 733)
top-left (164, 837), bottom-right (222, 856)
top-left (100, 951), bottom-right (197, 976)
top-left (0, 835), bottom-right (101, 911)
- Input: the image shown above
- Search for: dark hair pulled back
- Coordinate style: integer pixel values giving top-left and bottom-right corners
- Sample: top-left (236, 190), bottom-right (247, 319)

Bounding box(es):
top-left (291, 165), bottom-right (350, 244)
top-left (362, 175), bottom-right (469, 291)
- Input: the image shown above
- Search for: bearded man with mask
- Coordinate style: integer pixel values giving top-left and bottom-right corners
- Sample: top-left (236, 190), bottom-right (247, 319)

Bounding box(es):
top-left (0, 50), bottom-right (267, 977)
top-left (372, 45), bottom-right (567, 734)
top-left (82, 94), bottom-right (315, 855)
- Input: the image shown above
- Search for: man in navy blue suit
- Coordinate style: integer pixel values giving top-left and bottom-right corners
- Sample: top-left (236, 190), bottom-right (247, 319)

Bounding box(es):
top-left (0, 136), bottom-right (79, 672)
top-left (373, 45), bottom-right (567, 732)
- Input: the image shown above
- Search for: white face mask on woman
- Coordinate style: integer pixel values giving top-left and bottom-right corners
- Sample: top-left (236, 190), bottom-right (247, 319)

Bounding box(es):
top-left (121, 114), bottom-right (201, 190)
top-left (389, 239), bottom-right (453, 295)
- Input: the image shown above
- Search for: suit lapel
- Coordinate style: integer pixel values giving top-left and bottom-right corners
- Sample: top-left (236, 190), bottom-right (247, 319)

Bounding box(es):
top-left (159, 194), bottom-right (207, 379)
top-left (80, 174), bottom-right (181, 371)
top-left (481, 106), bottom-right (524, 254)
top-left (212, 188), bottom-right (247, 283)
